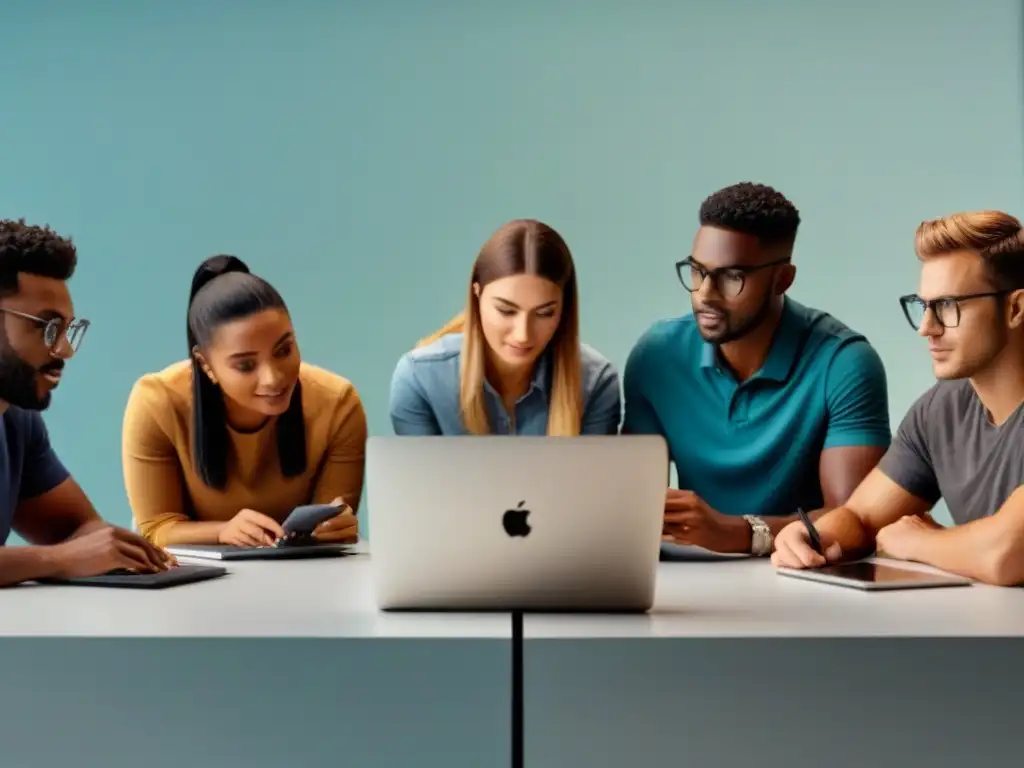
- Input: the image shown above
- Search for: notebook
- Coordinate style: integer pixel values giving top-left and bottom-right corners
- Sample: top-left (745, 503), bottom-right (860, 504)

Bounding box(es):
top-left (165, 542), bottom-right (354, 561)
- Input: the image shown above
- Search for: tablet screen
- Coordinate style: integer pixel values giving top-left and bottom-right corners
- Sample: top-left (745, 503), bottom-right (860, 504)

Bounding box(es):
top-left (813, 561), bottom-right (957, 584)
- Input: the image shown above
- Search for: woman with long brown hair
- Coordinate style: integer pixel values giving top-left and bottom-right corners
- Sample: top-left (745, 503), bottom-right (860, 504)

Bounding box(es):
top-left (389, 218), bottom-right (621, 435)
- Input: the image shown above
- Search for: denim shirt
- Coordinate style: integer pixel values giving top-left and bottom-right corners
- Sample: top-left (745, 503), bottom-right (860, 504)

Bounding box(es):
top-left (389, 332), bottom-right (622, 435)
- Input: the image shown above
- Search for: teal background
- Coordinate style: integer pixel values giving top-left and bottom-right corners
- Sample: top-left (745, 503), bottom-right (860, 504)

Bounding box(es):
top-left (1, 4), bottom-right (1023, 768)
top-left (1, 0), bottom-right (1022, 533)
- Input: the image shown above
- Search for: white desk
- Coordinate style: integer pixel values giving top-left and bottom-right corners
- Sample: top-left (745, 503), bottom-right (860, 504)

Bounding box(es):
top-left (2, 552), bottom-right (1023, 768)
top-left (522, 558), bottom-right (1024, 768)
top-left (6, 553), bottom-right (1021, 639)
top-left (526, 557), bottom-right (1024, 637)
top-left (0, 551), bottom-right (508, 638)
top-left (0, 550), bottom-right (509, 768)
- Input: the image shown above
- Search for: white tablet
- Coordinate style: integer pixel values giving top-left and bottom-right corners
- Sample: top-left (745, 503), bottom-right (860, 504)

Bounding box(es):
top-left (776, 560), bottom-right (972, 591)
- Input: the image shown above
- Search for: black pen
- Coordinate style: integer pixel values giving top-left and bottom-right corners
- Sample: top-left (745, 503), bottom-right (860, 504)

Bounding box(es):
top-left (796, 507), bottom-right (822, 555)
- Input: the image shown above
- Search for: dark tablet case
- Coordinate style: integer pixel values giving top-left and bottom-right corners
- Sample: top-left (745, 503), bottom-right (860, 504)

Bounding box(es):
top-left (38, 564), bottom-right (228, 588)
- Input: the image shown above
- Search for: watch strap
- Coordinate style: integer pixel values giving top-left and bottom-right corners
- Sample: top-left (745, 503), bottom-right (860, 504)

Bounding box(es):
top-left (743, 514), bottom-right (773, 556)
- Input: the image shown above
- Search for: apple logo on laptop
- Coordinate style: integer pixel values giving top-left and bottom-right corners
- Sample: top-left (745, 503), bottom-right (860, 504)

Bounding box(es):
top-left (502, 500), bottom-right (531, 537)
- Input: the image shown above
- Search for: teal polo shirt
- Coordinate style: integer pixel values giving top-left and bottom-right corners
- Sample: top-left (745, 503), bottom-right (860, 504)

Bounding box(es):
top-left (622, 298), bottom-right (891, 518)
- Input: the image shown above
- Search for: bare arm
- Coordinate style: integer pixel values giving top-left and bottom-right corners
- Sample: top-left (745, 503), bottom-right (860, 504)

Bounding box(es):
top-left (741, 445), bottom-right (889, 544)
top-left (818, 445), bottom-right (887, 510)
top-left (814, 467), bottom-right (934, 558)
top-left (1, 470), bottom-right (173, 585)
top-left (774, 383), bottom-right (953, 569)
top-left (13, 476), bottom-right (106, 544)
top-left (885, 487), bottom-right (1024, 586)
top-left (0, 478), bottom-right (107, 586)
top-left (0, 411), bottom-right (106, 585)
top-left (0, 547), bottom-right (62, 587)
top-left (773, 466), bottom-right (935, 570)
top-left (801, 338), bottom-right (892, 532)
top-left (0, 406), bottom-right (174, 587)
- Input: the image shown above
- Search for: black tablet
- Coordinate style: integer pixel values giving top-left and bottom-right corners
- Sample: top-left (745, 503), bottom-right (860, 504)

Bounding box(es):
top-left (38, 564), bottom-right (227, 589)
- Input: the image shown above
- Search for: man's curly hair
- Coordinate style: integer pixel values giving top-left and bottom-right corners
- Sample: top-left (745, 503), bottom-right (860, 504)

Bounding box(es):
top-left (698, 182), bottom-right (801, 248)
top-left (0, 218), bottom-right (77, 298)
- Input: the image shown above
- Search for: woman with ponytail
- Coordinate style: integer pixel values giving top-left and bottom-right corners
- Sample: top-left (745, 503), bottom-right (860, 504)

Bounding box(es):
top-left (122, 255), bottom-right (367, 548)
top-left (389, 219), bottom-right (621, 436)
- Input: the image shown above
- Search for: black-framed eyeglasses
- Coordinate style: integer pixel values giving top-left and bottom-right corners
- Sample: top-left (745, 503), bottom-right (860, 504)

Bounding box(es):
top-left (675, 256), bottom-right (790, 300)
top-left (898, 291), bottom-right (1005, 330)
top-left (0, 308), bottom-right (90, 353)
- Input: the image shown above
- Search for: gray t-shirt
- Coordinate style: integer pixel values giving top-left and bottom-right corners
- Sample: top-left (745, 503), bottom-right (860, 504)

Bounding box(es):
top-left (877, 379), bottom-right (1024, 524)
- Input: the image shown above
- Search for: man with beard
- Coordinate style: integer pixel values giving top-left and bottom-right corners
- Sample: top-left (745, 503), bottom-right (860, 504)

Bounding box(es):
top-left (774, 210), bottom-right (1024, 585)
top-left (0, 218), bottom-right (172, 586)
top-left (622, 182), bottom-right (891, 554)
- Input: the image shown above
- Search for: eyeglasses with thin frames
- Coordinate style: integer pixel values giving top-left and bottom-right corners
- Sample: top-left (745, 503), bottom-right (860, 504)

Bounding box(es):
top-left (898, 291), bottom-right (1005, 330)
top-left (675, 256), bottom-right (791, 300)
top-left (0, 308), bottom-right (90, 353)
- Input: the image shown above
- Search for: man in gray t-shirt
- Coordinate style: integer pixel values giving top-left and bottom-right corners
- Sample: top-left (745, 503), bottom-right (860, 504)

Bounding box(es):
top-left (877, 380), bottom-right (1024, 527)
top-left (772, 209), bottom-right (1024, 586)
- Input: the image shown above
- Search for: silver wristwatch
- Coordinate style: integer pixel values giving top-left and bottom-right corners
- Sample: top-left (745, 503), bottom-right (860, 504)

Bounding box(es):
top-left (743, 515), bottom-right (773, 556)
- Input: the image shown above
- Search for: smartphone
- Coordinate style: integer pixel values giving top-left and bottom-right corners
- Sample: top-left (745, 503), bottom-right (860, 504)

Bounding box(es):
top-left (276, 503), bottom-right (342, 547)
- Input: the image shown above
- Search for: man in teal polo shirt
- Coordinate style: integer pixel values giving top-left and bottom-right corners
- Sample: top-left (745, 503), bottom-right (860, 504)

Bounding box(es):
top-left (623, 182), bottom-right (892, 554)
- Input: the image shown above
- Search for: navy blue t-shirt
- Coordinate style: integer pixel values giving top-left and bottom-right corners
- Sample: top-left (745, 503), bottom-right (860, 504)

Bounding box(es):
top-left (0, 406), bottom-right (70, 545)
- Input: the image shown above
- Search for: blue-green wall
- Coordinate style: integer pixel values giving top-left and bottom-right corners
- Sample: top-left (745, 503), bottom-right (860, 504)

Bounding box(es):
top-left (2, 0), bottom-right (1022, 531)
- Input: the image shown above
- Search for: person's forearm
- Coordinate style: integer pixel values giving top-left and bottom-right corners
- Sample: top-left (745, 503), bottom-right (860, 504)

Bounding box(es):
top-left (905, 521), bottom-right (1023, 585)
top-left (68, 517), bottom-right (109, 539)
top-left (809, 506), bottom-right (875, 559)
top-left (0, 546), bottom-right (61, 587)
top-left (764, 508), bottom-right (830, 537)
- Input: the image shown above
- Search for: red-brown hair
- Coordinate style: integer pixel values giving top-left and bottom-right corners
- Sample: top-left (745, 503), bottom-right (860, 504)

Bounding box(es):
top-left (915, 211), bottom-right (1024, 288)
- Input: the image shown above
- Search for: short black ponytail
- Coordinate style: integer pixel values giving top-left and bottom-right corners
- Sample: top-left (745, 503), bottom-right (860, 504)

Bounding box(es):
top-left (187, 254), bottom-right (307, 489)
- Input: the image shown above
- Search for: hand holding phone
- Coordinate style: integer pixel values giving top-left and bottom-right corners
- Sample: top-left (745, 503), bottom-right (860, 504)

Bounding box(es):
top-left (276, 500), bottom-right (356, 547)
top-left (312, 504), bottom-right (358, 543)
top-left (282, 503), bottom-right (342, 534)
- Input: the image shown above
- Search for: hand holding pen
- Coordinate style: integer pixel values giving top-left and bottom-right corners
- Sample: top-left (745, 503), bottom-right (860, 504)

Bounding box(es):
top-left (795, 507), bottom-right (822, 554)
top-left (771, 507), bottom-right (842, 570)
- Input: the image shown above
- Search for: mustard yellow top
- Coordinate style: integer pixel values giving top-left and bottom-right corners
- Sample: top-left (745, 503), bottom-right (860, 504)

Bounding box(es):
top-left (121, 360), bottom-right (367, 547)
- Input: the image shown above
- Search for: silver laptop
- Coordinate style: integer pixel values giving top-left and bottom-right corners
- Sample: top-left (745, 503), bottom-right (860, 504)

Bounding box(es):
top-left (367, 435), bottom-right (667, 612)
